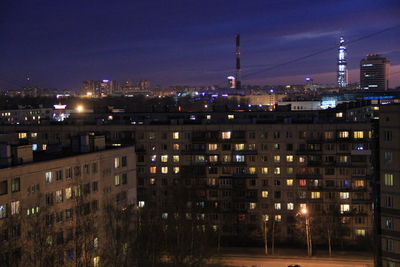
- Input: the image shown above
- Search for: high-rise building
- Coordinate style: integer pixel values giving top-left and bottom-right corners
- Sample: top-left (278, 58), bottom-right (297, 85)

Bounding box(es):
top-left (360, 55), bottom-right (390, 91)
top-left (81, 80), bottom-right (120, 96)
top-left (337, 37), bottom-right (348, 88)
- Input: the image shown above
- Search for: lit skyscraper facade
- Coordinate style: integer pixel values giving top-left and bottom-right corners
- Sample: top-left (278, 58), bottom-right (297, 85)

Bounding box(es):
top-left (337, 37), bottom-right (348, 88)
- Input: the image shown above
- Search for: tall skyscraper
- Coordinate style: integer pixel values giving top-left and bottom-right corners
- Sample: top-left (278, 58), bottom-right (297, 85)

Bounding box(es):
top-left (337, 37), bottom-right (348, 88)
top-left (360, 54), bottom-right (390, 90)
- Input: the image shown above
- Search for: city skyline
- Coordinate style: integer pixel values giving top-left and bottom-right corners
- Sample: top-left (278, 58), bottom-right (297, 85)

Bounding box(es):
top-left (1, 0), bottom-right (400, 90)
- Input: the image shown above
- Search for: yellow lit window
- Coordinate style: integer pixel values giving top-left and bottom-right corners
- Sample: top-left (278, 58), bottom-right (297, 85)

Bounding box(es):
top-left (355, 229), bottom-right (366, 237)
top-left (274, 215), bottom-right (281, 222)
top-left (300, 203), bottom-right (307, 210)
top-left (336, 112), bottom-right (343, 118)
top-left (286, 179), bottom-right (294, 186)
top-left (287, 203), bottom-right (294, 210)
top-left (11, 201), bottom-right (20, 215)
top-left (222, 155), bottom-right (231, 162)
top-left (221, 131), bottom-right (231, 139)
top-left (354, 180), bottom-right (365, 188)
top-left (173, 155), bottom-right (180, 163)
top-left (227, 114), bottom-right (235, 119)
top-left (161, 167), bottom-right (168, 174)
top-left (93, 256), bottom-right (100, 267)
top-left (31, 132), bottom-right (38, 138)
top-left (65, 187), bottom-right (72, 199)
top-left (340, 192), bottom-right (349, 199)
top-left (274, 203), bottom-right (281, 210)
top-left (261, 191), bottom-right (268, 198)
top-left (114, 157), bottom-right (120, 168)
top-left (338, 131), bottom-right (349, 138)
top-left (248, 167), bottom-right (256, 174)
top-left (286, 155), bottom-right (293, 162)
top-left (274, 167), bottom-right (280, 175)
top-left (339, 156), bottom-right (349, 163)
top-left (208, 144), bottom-right (218, 151)
top-left (161, 155), bottom-right (168, 162)
top-left (235, 144), bottom-right (245, 151)
top-left (173, 143), bottom-right (180, 150)
top-left (173, 167), bottom-right (180, 174)
top-left (18, 132), bottom-right (27, 139)
top-left (261, 167), bottom-right (268, 174)
top-left (353, 131), bottom-right (364, 139)
top-left (299, 156), bottom-right (306, 163)
top-left (114, 175), bottom-right (121, 186)
top-left (273, 155), bottom-right (280, 163)
top-left (149, 166), bottom-right (157, 174)
top-left (172, 132), bottom-right (180, 139)
top-left (209, 155), bottom-right (218, 162)
top-left (286, 167), bottom-right (293, 174)
top-left (340, 204), bottom-right (350, 214)
top-left (249, 203), bottom-right (256, 209)
top-left (311, 192), bottom-right (320, 199)
top-left (384, 173), bottom-right (394, 186)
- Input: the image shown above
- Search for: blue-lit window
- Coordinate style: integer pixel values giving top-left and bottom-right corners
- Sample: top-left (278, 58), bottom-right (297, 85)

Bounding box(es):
top-left (344, 180), bottom-right (350, 187)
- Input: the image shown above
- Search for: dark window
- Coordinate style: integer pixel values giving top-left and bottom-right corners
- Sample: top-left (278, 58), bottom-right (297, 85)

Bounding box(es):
top-left (11, 177), bottom-right (20, 193)
top-left (122, 156), bottom-right (127, 167)
top-left (0, 180), bottom-right (8, 195)
top-left (92, 181), bottom-right (98, 192)
top-left (122, 173), bottom-right (128, 184)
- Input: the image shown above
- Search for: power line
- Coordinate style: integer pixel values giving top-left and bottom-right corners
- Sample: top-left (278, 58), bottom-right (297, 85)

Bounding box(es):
top-left (219, 24), bottom-right (400, 85)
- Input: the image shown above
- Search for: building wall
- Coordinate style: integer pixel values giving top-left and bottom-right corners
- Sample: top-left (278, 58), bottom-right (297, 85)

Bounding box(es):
top-left (380, 104), bottom-right (400, 267)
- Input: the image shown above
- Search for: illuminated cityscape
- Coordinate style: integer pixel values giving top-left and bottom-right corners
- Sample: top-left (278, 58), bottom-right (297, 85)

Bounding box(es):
top-left (0, 1), bottom-right (399, 267)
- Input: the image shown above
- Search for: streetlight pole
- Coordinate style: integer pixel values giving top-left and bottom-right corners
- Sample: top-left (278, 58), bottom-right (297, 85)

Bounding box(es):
top-left (264, 217), bottom-right (268, 255)
top-left (301, 208), bottom-right (312, 256)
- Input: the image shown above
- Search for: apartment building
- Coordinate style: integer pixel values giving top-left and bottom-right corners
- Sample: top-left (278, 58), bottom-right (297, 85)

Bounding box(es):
top-left (0, 115), bottom-right (376, 246)
top-left (0, 141), bottom-right (136, 266)
top-left (380, 104), bottom-right (400, 267)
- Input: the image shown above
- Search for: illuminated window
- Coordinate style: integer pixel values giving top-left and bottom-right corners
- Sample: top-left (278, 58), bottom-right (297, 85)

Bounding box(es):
top-left (274, 143), bottom-right (280, 150)
top-left (173, 167), bottom-right (180, 174)
top-left (311, 192), bottom-right (320, 199)
top-left (0, 205), bottom-right (6, 218)
top-left (149, 166), bottom-right (157, 174)
top-left (173, 143), bottom-right (180, 151)
top-left (261, 167), bottom-right (268, 174)
top-left (209, 155), bottom-right (218, 162)
top-left (298, 156), bottom-right (306, 163)
top-left (274, 203), bottom-right (281, 210)
top-left (248, 167), bottom-right (256, 174)
top-left (227, 114), bottom-right (235, 119)
top-left (195, 155), bottom-right (206, 162)
top-left (384, 174), bottom-right (394, 186)
top-left (222, 155), bottom-right (231, 162)
top-left (286, 179), bottom-right (293, 186)
top-left (114, 157), bottom-right (120, 168)
top-left (287, 203), bottom-right (294, 210)
top-left (45, 171), bottom-right (52, 184)
top-left (274, 167), bottom-right (280, 174)
top-left (161, 155), bottom-right (168, 162)
top-left (299, 179), bottom-right (306, 186)
top-left (221, 131), bottom-right (231, 139)
top-left (138, 201), bottom-right (145, 208)
top-left (248, 144), bottom-right (256, 150)
top-left (354, 180), bottom-right (365, 188)
top-left (324, 131), bottom-right (334, 139)
top-left (340, 192), bottom-right (349, 199)
top-left (172, 132), bottom-right (180, 139)
top-left (18, 132), bottom-right (27, 139)
top-left (249, 202), bottom-right (256, 210)
top-left (340, 204), bottom-right (350, 214)
top-left (355, 229), bottom-right (365, 237)
top-left (93, 256), bottom-right (100, 267)
top-left (273, 155), bottom-right (280, 163)
top-left (11, 201), bottom-right (20, 215)
top-left (286, 155), bottom-right (293, 162)
top-left (353, 131), bottom-right (364, 139)
top-left (338, 131), bottom-right (349, 138)
top-left (31, 132), bottom-right (38, 138)
top-left (234, 155), bottom-right (245, 162)
top-left (274, 215), bottom-right (281, 222)
top-left (235, 144), bottom-right (245, 151)
top-left (286, 168), bottom-right (293, 174)
top-left (150, 155), bottom-right (157, 162)
top-left (56, 190), bottom-right (63, 203)
top-left (149, 178), bottom-right (156, 185)
top-left (300, 203), bottom-right (307, 210)
top-left (208, 144), bottom-right (218, 151)
top-left (161, 167), bottom-right (168, 174)
top-left (114, 175), bottom-right (121, 186)
top-left (336, 112), bottom-right (343, 118)
top-left (339, 155), bottom-right (349, 163)
top-left (261, 191), bottom-right (268, 198)
top-left (65, 187), bottom-right (72, 200)
top-left (173, 155), bottom-right (179, 162)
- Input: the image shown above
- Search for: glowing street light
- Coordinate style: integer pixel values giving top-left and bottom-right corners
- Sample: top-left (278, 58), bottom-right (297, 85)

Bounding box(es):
top-left (75, 105), bottom-right (84, 113)
top-left (300, 207), bottom-right (312, 256)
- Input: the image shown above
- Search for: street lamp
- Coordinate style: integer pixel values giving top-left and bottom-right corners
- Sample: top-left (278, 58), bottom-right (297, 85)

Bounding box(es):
top-left (263, 215), bottom-right (269, 255)
top-left (301, 208), bottom-right (312, 256)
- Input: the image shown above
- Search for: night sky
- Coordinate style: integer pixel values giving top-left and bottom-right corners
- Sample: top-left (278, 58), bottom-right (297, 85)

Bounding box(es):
top-left (1, 0), bottom-right (399, 90)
